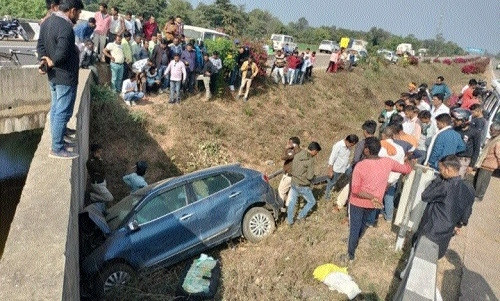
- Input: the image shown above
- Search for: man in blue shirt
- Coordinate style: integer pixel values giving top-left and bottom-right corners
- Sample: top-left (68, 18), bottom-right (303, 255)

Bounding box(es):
top-left (74, 17), bottom-right (96, 44)
top-left (430, 76), bottom-right (452, 100)
top-left (426, 113), bottom-right (465, 169)
top-left (123, 161), bottom-right (148, 192)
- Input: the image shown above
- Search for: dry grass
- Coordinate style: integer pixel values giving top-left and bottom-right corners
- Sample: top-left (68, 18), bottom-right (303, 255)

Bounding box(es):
top-left (90, 63), bottom-right (483, 300)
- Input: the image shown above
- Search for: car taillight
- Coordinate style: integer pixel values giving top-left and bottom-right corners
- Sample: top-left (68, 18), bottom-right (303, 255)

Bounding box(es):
top-left (262, 174), bottom-right (269, 183)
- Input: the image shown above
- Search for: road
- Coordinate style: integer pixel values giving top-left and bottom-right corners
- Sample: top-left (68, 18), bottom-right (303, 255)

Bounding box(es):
top-left (0, 40), bottom-right (38, 67)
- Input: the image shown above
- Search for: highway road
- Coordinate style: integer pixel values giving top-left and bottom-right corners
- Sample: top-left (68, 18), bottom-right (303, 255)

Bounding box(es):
top-left (0, 40), bottom-right (38, 67)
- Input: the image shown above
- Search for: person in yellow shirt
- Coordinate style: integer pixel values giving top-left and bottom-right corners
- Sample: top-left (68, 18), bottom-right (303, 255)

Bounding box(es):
top-left (237, 56), bottom-right (258, 102)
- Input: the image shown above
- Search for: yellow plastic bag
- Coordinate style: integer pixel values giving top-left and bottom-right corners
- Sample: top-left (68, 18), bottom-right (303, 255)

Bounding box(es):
top-left (313, 264), bottom-right (348, 282)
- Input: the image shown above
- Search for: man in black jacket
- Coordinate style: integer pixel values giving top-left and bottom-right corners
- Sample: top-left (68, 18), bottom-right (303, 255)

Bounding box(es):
top-left (151, 38), bottom-right (170, 93)
top-left (414, 155), bottom-right (474, 259)
top-left (37, 0), bottom-right (83, 159)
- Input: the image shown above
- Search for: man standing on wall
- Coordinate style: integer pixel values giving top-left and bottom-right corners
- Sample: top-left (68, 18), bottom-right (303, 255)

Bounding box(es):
top-left (37, 0), bottom-right (84, 159)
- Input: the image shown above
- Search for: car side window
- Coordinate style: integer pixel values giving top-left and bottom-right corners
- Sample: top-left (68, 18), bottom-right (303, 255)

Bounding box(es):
top-left (191, 174), bottom-right (231, 202)
top-left (135, 186), bottom-right (187, 224)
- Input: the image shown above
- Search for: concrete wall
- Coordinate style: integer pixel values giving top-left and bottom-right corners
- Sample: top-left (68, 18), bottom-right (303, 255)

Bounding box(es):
top-left (0, 67), bottom-right (51, 134)
top-left (0, 69), bottom-right (91, 300)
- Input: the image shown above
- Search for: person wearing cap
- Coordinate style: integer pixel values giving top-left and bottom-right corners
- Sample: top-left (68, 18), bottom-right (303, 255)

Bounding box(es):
top-left (123, 161), bottom-right (148, 192)
top-left (287, 142), bottom-right (322, 225)
top-left (451, 108), bottom-right (481, 178)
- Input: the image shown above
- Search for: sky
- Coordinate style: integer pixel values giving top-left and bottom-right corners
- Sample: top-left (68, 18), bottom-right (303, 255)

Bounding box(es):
top-left (188, 0), bottom-right (500, 53)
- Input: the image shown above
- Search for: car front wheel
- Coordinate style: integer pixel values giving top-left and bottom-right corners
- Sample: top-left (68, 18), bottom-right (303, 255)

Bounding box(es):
top-left (96, 263), bottom-right (136, 296)
top-left (242, 207), bottom-right (276, 243)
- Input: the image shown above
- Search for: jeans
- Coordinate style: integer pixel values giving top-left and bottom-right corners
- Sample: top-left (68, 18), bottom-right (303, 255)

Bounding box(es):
top-left (49, 83), bottom-right (77, 152)
top-left (348, 203), bottom-right (374, 259)
top-left (324, 172), bottom-right (342, 200)
top-left (383, 183), bottom-right (397, 221)
top-left (110, 62), bottom-right (124, 92)
top-left (169, 80), bottom-right (181, 103)
top-left (123, 91), bottom-right (144, 102)
top-left (157, 65), bottom-right (168, 90)
top-left (287, 184), bottom-right (316, 224)
top-left (287, 69), bottom-right (296, 85)
top-left (229, 67), bottom-right (241, 89)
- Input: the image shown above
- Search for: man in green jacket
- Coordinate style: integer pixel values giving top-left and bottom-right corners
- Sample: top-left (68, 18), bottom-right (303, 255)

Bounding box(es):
top-left (287, 142), bottom-right (322, 225)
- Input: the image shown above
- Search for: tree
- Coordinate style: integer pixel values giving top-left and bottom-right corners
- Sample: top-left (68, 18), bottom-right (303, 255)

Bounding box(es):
top-left (244, 9), bottom-right (284, 39)
top-left (0, 0), bottom-right (46, 19)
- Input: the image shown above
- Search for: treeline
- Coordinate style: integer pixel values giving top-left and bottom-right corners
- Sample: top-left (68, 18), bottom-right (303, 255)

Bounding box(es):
top-left (1, 0), bottom-right (465, 56)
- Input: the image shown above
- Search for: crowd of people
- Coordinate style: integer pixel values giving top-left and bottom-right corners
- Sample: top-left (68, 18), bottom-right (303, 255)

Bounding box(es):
top-left (270, 48), bottom-right (316, 85)
top-left (278, 74), bottom-right (500, 263)
top-left (69, 3), bottom-right (268, 104)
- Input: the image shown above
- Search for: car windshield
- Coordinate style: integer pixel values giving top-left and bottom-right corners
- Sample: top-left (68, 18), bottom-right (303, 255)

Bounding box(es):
top-left (106, 192), bottom-right (146, 231)
top-left (271, 35), bottom-right (282, 41)
top-left (321, 40), bottom-right (331, 44)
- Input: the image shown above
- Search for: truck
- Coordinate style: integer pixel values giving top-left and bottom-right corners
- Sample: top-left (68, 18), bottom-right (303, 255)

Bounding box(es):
top-left (396, 43), bottom-right (415, 56)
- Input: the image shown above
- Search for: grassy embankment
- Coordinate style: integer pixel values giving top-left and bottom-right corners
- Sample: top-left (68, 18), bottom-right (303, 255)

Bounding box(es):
top-left (89, 62), bottom-right (483, 300)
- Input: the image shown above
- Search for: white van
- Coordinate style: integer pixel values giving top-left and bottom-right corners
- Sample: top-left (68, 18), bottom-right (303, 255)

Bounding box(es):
top-left (183, 25), bottom-right (229, 42)
top-left (270, 34), bottom-right (297, 51)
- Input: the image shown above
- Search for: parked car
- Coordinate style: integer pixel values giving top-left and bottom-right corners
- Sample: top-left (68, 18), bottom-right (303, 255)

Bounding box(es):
top-left (318, 40), bottom-right (339, 53)
top-left (377, 49), bottom-right (398, 63)
top-left (270, 34), bottom-right (297, 52)
top-left (80, 163), bottom-right (282, 296)
top-left (482, 79), bottom-right (500, 142)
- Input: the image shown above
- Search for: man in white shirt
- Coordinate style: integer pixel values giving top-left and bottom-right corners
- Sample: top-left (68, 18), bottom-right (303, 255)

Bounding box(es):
top-left (121, 73), bottom-right (145, 106)
top-left (124, 12), bottom-right (135, 36)
top-left (324, 134), bottom-right (359, 200)
top-left (403, 105), bottom-right (422, 142)
top-left (103, 34), bottom-right (125, 92)
top-left (430, 93), bottom-right (449, 123)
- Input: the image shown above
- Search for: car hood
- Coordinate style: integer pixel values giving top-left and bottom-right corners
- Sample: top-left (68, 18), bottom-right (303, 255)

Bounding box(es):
top-left (82, 203), bottom-right (111, 235)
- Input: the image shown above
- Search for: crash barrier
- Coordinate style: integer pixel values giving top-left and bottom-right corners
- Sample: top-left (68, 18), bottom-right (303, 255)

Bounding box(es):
top-left (393, 236), bottom-right (440, 301)
top-left (0, 67), bottom-right (51, 134)
top-left (395, 164), bottom-right (437, 250)
top-left (0, 69), bottom-right (91, 300)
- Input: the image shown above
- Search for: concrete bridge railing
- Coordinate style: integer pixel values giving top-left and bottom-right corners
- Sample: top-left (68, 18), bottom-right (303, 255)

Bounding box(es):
top-left (0, 67), bottom-right (51, 134)
top-left (0, 69), bottom-right (91, 300)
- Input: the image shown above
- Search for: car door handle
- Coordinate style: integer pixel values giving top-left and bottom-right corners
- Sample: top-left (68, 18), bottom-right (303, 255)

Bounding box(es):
top-left (229, 192), bottom-right (241, 198)
top-left (180, 214), bottom-right (192, 221)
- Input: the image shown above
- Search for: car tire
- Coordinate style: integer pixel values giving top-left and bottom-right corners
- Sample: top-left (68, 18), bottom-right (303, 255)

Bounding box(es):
top-left (96, 263), bottom-right (136, 297)
top-left (242, 207), bottom-right (275, 243)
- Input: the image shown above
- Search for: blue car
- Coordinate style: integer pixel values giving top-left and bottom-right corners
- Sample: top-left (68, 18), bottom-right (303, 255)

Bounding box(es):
top-left (80, 163), bottom-right (282, 296)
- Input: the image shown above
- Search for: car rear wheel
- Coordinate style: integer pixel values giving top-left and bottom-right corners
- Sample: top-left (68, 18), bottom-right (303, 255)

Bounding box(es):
top-left (242, 207), bottom-right (275, 243)
top-left (96, 263), bottom-right (136, 296)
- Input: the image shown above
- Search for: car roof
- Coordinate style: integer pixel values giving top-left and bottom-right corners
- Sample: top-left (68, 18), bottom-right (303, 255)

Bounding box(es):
top-left (140, 163), bottom-right (247, 195)
top-left (184, 25), bottom-right (229, 37)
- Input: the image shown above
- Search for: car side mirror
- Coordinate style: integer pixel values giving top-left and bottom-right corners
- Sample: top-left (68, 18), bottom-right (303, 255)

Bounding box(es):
top-left (128, 220), bottom-right (140, 231)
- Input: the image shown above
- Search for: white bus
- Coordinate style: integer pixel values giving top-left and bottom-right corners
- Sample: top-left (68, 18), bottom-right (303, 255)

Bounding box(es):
top-left (270, 34), bottom-right (297, 51)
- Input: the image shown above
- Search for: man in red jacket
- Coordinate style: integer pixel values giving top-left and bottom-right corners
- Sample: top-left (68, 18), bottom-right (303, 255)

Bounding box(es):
top-left (143, 15), bottom-right (158, 41)
top-left (286, 51), bottom-right (301, 85)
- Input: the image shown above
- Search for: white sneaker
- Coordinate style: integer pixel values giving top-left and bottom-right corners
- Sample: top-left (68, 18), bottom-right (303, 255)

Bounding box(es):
top-left (125, 100), bottom-right (132, 106)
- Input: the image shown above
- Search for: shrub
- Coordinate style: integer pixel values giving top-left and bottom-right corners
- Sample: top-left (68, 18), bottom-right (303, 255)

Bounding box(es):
top-left (239, 39), bottom-right (269, 77)
top-left (461, 64), bottom-right (478, 74)
top-left (409, 56), bottom-right (419, 66)
top-left (453, 57), bottom-right (467, 64)
top-left (433, 58), bottom-right (441, 63)
top-left (442, 59), bottom-right (452, 65)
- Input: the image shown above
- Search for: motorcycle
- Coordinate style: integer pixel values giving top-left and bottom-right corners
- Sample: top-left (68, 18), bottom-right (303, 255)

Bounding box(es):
top-left (0, 18), bottom-right (29, 41)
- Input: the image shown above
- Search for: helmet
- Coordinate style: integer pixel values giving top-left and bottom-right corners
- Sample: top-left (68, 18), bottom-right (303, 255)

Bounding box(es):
top-left (451, 108), bottom-right (471, 121)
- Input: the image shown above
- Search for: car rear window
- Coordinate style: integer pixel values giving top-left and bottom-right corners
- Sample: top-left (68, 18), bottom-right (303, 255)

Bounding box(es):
top-left (224, 172), bottom-right (245, 184)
